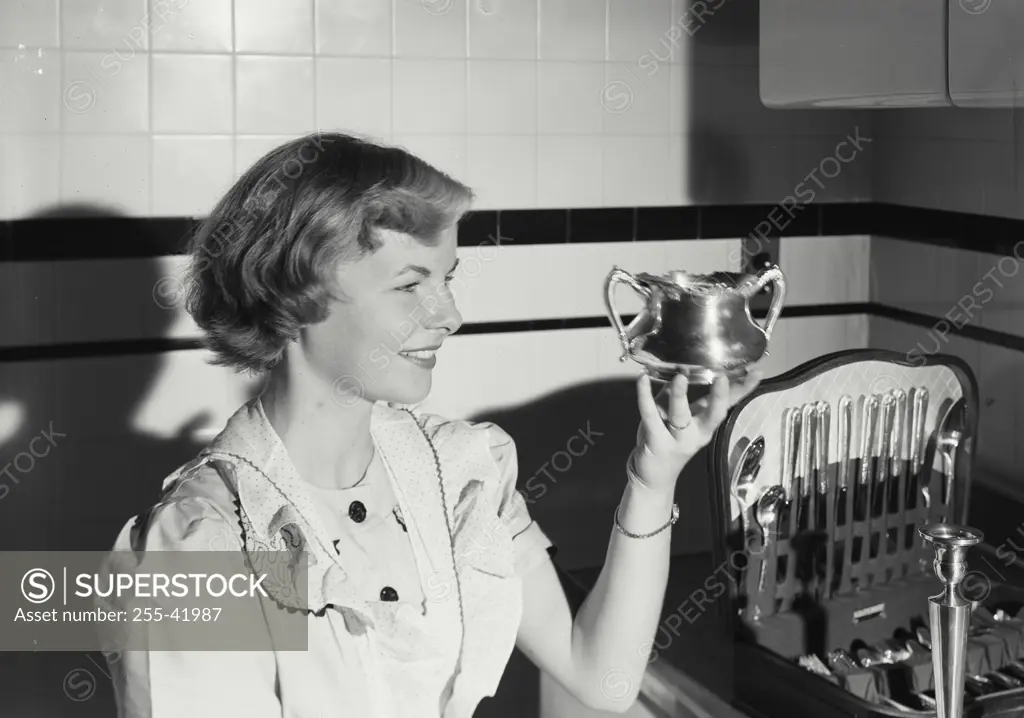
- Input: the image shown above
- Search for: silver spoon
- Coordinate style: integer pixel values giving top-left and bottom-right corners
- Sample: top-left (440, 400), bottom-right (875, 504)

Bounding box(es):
top-left (916, 692), bottom-right (937, 709)
top-left (916, 626), bottom-right (932, 649)
top-left (877, 638), bottom-right (912, 664)
top-left (732, 436), bottom-right (765, 540)
top-left (826, 649), bottom-right (858, 675)
top-left (754, 485), bottom-right (785, 591)
top-left (993, 608), bottom-right (1018, 623)
top-left (856, 646), bottom-right (886, 668)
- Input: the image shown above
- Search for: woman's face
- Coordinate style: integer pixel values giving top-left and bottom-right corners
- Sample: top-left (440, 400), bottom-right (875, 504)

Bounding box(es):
top-left (299, 225), bottom-right (463, 408)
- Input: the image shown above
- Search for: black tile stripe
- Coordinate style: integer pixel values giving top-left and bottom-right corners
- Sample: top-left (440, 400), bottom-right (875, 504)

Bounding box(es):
top-left (457, 210), bottom-right (497, 247)
top-left (499, 209), bottom-right (567, 245)
top-left (7, 202), bottom-right (1023, 261)
top-left (818, 202), bottom-right (874, 236)
top-left (6, 217), bottom-right (199, 262)
top-left (870, 303), bottom-right (1024, 354)
top-left (5, 301), bottom-right (1023, 363)
top-left (871, 203), bottom-right (1024, 255)
top-left (0, 338), bottom-right (205, 362)
top-left (636, 207), bottom-right (699, 242)
top-left (0, 303), bottom-right (867, 363)
top-left (699, 204), bottom-right (820, 239)
top-left (566, 208), bottom-right (635, 243)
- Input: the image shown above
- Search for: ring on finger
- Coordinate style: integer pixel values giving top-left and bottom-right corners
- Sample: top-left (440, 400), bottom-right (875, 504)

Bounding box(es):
top-left (666, 417), bottom-right (692, 433)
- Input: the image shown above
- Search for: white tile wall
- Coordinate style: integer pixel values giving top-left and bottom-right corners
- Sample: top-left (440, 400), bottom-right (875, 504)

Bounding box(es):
top-left (869, 230), bottom-right (1024, 494)
top-left (873, 240), bottom-right (1016, 319)
top-left (60, 0), bottom-right (148, 51)
top-left (151, 54), bottom-right (233, 134)
top-left (149, 0), bottom-right (232, 53)
top-left (873, 107), bottom-right (1023, 219)
top-left (235, 56), bottom-right (315, 134)
top-left (316, 57), bottom-right (392, 137)
top-left (539, 0), bottom-right (606, 62)
top-left (0, 0), bottom-right (870, 219)
top-left (0, 0), bottom-right (60, 48)
top-left (0, 135), bottom-right (60, 217)
top-left (0, 48), bottom-right (61, 133)
top-left (234, 0), bottom-right (315, 55)
top-left (60, 134), bottom-right (150, 212)
top-left (151, 136), bottom-right (234, 216)
top-left (867, 59), bottom-right (1024, 496)
top-left (315, 0), bottom-right (392, 57)
top-left (868, 315), bottom-right (1022, 491)
top-left (782, 235), bottom-right (872, 306)
top-left (0, 232), bottom-right (872, 356)
top-left (61, 50), bottom-right (149, 133)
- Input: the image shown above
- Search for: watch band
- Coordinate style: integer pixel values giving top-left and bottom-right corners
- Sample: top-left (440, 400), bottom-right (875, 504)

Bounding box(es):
top-left (613, 502), bottom-right (680, 539)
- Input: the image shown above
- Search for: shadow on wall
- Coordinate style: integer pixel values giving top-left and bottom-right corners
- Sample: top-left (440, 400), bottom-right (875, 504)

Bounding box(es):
top-left (469, 378), bottom-right (719, 718)
top-left (469, 378), bottom-right (715, 566)
top-left (685, 0), bottom-right (758, 204)
top-left (0, 203), bottom-right (258, 717)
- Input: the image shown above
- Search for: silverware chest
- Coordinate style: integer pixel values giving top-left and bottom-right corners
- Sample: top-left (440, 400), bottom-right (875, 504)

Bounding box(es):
top-left (707, 349), bottom-right (1024, 717)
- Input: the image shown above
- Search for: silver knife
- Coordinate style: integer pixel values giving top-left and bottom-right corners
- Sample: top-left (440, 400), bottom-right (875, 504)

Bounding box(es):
top-left (889, 389), bottom-right (907, 513)
top-left (779, 407), bottom-right (802, 611)
top-left (813, 401), bottom-right (831, 597)
top-left (873, 394), bottom-right (894, 569)
top-left (836, 395), bottom-right (854, 595)
top-left (913, 387), bottom-right (929, 510)
top-left (913, 388), bottom-right (930, 511)
top-left (780, 407), bottom-right (800, 540)
top-left (815, 401), bottom-right (831, 531)
top-left (887, 389), bottom-right (906, 563)
top-left (853, 395), bottom-right (880, 588)
top-left (797, 403), bottom-right (816, 533)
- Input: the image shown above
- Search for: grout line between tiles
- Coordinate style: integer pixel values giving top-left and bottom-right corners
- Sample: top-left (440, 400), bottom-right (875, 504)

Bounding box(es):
top-left (148, 0), bottom-right (155, 216)
top-left (464, 0), bottom-right (471, 170)
top-left (534, 0), bottom-right (540, 204)
top-left (56, 0), bottom-right (64, 207)
top-left (604, 0), bottom-right (610, 63)
top-left (230, 0), bottom-right (238, 172)
top-left (390, 0), bottom-right (397, 140)
top-left (310, 0), bottom-right (317, 134)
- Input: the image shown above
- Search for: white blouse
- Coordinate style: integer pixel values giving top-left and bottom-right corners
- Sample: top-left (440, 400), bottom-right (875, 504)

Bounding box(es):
top-left (106, 398), bottom-right (555, 717)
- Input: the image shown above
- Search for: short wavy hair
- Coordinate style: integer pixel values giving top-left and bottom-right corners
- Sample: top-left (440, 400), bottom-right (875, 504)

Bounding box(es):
top-left (184, 132), bottom-right (473, 374)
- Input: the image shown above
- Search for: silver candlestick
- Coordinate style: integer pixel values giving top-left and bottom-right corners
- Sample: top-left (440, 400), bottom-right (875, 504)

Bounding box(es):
top-left (919, 523), bottom-right (984, 718)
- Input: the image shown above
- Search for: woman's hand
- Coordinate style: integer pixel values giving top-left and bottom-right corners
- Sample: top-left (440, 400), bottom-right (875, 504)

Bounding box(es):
top-left (630, 370), bottom-right (762, 493)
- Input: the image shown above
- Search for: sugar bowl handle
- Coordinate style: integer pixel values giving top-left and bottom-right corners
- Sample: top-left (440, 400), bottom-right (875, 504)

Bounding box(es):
top-left (744, 265), bottom-right (787, 341)
top-left (604, 267), bottom-right (651, 358)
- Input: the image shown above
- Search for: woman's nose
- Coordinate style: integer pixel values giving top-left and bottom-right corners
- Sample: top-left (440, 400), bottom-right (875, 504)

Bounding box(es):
top-left (429, 295), bottom-right (463, 335)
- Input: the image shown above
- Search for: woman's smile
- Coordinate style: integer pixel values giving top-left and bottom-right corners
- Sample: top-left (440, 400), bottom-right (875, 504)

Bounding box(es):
top-left (398, 346), bottom-right (440, 369)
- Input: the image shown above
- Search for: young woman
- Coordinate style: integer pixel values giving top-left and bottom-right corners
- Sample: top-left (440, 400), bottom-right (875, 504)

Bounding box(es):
top-left (107, 132), bottom-right (760, 717)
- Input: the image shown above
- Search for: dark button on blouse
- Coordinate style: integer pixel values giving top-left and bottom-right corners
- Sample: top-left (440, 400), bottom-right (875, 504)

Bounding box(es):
top-left (380, 586), bottom-right (399, 602)
top-left (348, 501), bottom-right (367, 523)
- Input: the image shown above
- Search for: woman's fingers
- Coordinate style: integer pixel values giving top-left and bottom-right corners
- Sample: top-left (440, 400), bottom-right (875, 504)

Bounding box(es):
top-left (636, 373), bottom-right (666, 435)
top-left (697, 376), bottom-right (731, 432)
top-left (640, 369), bottom-right (764, 446)
top-left (665, 373), bottom-right (691, 430)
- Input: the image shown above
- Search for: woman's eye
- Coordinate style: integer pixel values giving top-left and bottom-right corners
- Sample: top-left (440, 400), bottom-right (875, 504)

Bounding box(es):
top-left (397, 273), bottom-right (455, 293)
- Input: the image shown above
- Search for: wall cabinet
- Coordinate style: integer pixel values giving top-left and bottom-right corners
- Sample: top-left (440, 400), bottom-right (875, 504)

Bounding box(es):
top-left (761, 0), bottom-right (1022, 109)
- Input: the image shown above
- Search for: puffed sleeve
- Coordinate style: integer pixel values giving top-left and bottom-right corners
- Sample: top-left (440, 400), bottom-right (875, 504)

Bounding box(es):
top-left (486, 425), bottom-right (557, 578)
top-left (106, 497), bottom-right (281, 718)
